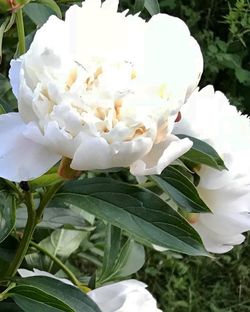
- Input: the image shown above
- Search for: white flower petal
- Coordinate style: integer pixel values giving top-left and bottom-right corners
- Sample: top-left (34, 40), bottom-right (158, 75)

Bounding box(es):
top-left (174, 85), bottom-right (250, 253)
top-left (0, 113), bottom-right (61, 182)
top-left (71, 134), bottom-right (152, 170)
top-left (88, 280), bottom-right (162, 312)
top-left (130, 135), bottom-right (192, 176)
top-left (9, 58), bottom-right (22, 98)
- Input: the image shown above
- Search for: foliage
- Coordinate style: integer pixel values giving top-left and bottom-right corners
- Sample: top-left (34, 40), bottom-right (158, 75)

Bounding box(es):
top-left (138, 234), bottom-right (250, 312)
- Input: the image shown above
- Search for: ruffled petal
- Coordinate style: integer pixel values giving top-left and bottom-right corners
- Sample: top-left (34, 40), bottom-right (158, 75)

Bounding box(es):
top-left (0, 113), bottom-right (61, 182)
top-left (71, 133), bottom-right (152, 170)
top-left (130, 135), bottom-right (192, 176)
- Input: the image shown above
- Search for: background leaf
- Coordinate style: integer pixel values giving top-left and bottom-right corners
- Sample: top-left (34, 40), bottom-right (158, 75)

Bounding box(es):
top-left (0, 191), bottom-right (16, 243)
top-left (26, 229), bottom-right (87, 271)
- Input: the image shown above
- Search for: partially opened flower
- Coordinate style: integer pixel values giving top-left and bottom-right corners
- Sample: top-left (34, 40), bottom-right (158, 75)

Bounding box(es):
top-left (88, 279), bottom-right (162, 312)
top-left (0, 0), bottom-right (203, 182)
top-left (174, 85), bottom-right (250, 253)
top-left (18, 269), bottom-right (162, 312)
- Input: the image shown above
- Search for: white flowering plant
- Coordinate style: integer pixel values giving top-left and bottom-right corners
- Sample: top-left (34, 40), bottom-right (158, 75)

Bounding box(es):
top-left (0, 0), bottom-right (249, 311)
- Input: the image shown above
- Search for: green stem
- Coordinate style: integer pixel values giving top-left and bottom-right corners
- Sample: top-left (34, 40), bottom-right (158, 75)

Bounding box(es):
top-left (30, 241), bottom-right (81, 287)
top-left (15, 9), bottom-right (26, 55)
top-left (5, 181), bottom-right (64, 279)
top-left (5, 191), bottom-right (36, 278)
top-left (0, 283), bottom-right (16, 301)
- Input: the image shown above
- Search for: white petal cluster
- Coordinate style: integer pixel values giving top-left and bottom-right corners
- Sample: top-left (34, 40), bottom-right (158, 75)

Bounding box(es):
top-left (0, 0), bottom-right (203, 182)
top-left (18, 269), bottom-right (162, 312)
top-left (174, 85), bottom-right (250, 253)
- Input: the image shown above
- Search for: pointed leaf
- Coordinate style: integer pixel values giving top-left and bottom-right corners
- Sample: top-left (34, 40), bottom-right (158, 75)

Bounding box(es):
top-left (177, 134), bottom-right (227, 170)
top-left (151, 167), bottom-right (211, 213)
top-left (36, 0), bottom-right (62, 18)
top-left (9, 276), bottom-right (101, 312)
top-left (50, 178), bottom-right (208, 256)
top-left (144, 0), bottom-right (160, 15)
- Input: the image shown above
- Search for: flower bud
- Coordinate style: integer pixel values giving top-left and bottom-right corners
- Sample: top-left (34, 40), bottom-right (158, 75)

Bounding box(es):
top-left (0, 0), bottom-right (26, 13)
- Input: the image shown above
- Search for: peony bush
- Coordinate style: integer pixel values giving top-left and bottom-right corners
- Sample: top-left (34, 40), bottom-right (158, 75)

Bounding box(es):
top-left (0, 0), bottom-right (249, 311)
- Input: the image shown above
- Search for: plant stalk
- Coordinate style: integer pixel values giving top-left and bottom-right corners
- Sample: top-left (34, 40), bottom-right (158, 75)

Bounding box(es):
top-left (5, 181), bottom-right (64, 279)
top-left (15, 8), bottom-right (26, 55)
top-left (30, 241), bottom-right (81, 287)
top-left (5, 191), bottom-right (36, 278)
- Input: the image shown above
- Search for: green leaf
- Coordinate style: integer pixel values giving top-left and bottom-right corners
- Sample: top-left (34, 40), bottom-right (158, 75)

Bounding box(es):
top-left (0, 192), bottom-right (16, 243)
top-left (9, 276), bottom-right (101, 312)
top-left (134, 0), bottom-right (145, 13)
top-left (26, 229), bottom-right (87, 271)
top-left (24, 3), bottom-right (54, 26)
top-left (100, 224), bottom-right (121, 280)
top-left (177, 134), bottom-right (227, 170)
top-left (99, 229), bottom-right (145, 283)
top-left (51, 178), bottom-right (208, 256)
top-left (151, 167), bottom-right (211, 213)
top-left (36, 0), bottom-right (62, 18)
top-left (0, 73), bottom-right (11, 96)
top-left (110, 239), bottom-right (145, 279)
top-left (144, 0), bottom-right (160, 16)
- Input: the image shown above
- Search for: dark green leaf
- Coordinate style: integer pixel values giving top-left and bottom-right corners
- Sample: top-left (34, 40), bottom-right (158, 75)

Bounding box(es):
top-left (0, 236), bottom-right (18, 276)
top-left (0, 73), bottom-right (11, 96)
top-left (134, 0), bottom-right (145, 13)
top-left (177, 134), bottom-right (227, 170)
top-left (151, 167), bottom-right (211, 213)
top-left (0, 192), bottom-right (16, 243)
top-left (0, 300), bottom-right (23, 312)
top-left (51, 178), bottom-right (208, 256)
top-left (9, 276), bottom-right (101, 312)
top-left (100, 224), bottom-right (121, 280)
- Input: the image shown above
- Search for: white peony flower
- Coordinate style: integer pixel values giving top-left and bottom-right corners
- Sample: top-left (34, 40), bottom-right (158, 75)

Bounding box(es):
top-left (18, 269), bottom-right (162, 312)
top-left (174, 85), bottom-right (250, 253)
top-left (0, 0), bottom-right (203, 182)
top-left (88, 279), bottom-right (162, 312)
